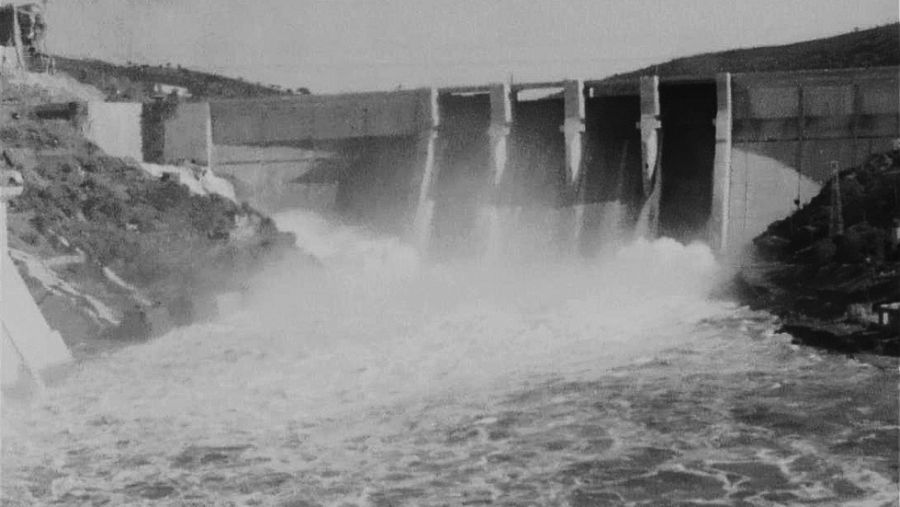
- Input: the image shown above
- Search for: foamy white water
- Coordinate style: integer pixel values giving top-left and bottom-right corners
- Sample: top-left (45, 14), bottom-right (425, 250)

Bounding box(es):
top-left (2, 209), bottom-right (897, 506)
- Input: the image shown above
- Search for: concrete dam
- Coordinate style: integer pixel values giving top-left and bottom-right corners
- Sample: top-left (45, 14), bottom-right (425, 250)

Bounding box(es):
top-left (86, 66), bottom-right (900, 258)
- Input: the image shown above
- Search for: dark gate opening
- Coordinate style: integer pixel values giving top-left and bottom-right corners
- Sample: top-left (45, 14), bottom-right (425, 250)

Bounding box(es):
top-left (431, 93), bottom-right (492, 259)
top-left (334, 135), bottom-right (419, 235)
top-left (506, 97), bottom-right (566, 208)
top-left (659, 83), bottom-right (717, 242)
top-left (580, 94), bottom-right (643, 252)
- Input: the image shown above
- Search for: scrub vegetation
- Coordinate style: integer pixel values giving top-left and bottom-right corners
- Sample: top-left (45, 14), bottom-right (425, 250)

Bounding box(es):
top-left (2, 109), bottom-right (296, 355)
top-left (738, 149), bottom-right (900, 357)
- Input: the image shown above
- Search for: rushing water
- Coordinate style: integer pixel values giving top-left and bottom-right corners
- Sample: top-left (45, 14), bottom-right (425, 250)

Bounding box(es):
top-left (2, 209), bottom-right (898, 506)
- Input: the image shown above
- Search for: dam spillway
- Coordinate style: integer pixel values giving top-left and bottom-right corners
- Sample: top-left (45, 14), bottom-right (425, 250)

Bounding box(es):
top-left (81, 66), bottom-right (900, 258)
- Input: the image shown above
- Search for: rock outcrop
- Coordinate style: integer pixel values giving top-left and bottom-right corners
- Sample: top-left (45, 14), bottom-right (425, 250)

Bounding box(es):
top-left (735, 149), bottom-right (900, 357)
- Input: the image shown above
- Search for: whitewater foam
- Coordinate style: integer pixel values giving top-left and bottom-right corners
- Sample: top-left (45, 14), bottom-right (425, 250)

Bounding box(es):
top-left (8, 209), bottom-right (728, 422)
top-left (220, 209), bottom-right (732, 405)
top-left (4, 209), bottom-right (896, 506)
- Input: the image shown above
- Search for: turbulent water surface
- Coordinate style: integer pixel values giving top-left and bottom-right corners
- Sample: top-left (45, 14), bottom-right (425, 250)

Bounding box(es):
top-left (2, 210), bottom-right (898, 506)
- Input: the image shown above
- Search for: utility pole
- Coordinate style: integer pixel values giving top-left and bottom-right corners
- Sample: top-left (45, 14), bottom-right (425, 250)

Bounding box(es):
top-left (829, 160), bottom-right (844, 237)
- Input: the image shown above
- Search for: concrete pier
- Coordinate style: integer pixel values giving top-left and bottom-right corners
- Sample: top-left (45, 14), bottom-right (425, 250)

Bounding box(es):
top-left (411, 88), bottom-right (440, 252)
top-left (709, 73), bottom-right (733, 252)
top-left (562, 80), bottom-right (586, 187)
top-left (483, 83), bottom-right (513, 261)
top-left (560, 80), bottom-right (586, 250)
top-left (635, 75), bottom-right (662, 238)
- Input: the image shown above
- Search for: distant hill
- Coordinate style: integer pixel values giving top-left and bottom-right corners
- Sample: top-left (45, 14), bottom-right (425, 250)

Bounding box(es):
top-left (604, 23), bottom-right (900, 83)
top-left (52, 56), bottom-right (310, 101)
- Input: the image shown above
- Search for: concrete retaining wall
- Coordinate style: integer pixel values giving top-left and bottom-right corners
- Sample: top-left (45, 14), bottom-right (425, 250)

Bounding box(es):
top-left (83, 101), bottom-right (143, 160)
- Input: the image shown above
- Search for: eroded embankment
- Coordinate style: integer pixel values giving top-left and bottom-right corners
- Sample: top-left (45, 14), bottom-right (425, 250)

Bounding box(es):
top-left (735, 149), bottom-right (900, 357)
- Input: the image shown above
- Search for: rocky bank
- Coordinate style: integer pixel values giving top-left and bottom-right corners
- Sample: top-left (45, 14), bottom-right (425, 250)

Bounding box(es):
top-left (735, 149), bottom-right (900, 357)
top-left (2, 98), bottom-right (296, 358)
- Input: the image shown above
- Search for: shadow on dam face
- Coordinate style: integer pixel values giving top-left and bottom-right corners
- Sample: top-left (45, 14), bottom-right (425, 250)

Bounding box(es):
top-left (332, 135), bottom-right (420, 235)
top-left (658, 82), bottom-right (717, 243)
top-left (580, 94), bottom-right (644, 254)
top-left (429, 92), bottom-right (571, 260)
top-left (328, 82), bottom-right (719, 256)
top-left (430, 93), bottom-right (492, 259)
top-left (506, 97), bottom-right (566, 208)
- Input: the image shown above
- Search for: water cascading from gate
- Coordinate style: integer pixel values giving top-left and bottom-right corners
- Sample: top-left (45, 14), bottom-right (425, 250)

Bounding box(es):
top-left (418, 82), bottom-right (649, 264)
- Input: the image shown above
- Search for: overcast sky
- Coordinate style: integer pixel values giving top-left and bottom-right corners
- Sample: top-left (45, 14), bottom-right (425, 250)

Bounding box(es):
top-left (47, 0), bottom-right (898, 93)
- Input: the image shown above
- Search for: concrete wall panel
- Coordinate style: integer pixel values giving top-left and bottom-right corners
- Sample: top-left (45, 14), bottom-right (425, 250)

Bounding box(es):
top-left (802, 115), bottom-right (855, 139)
top-left (260, 103), bottom-right (308, 140)
top-left (216, 101), bottom-right (265, 144)
top-left (732, 67), bottom-right (899, 88)
top-left (858, 81), bottom-right (900, 114)
top-left (745, 87), bottom-right (799, 118)
top-left (733, 118), bottom-right (800, 142)
top-left (163, 102), bottom-right (212, 165)
top-left (803, 85), bottom-right (854, 116)
top-left (210, 90), bottom-right (430, 145)
top-left (317, 103), bottom-right (362, 139)
top-left (84, 102), bottom-right (143, 160)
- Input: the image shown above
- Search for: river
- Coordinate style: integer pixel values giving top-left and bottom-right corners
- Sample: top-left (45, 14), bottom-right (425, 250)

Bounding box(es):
top-left (2, 210), bottom-right (897, 506)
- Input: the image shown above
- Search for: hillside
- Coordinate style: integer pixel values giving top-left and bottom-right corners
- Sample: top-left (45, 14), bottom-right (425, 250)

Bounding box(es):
top-left (1, 86), bottom-right (299, 357)
top-left (52, 56), bottom-right (310, 101)
top-left (604, 23), bottom-right (899, 82)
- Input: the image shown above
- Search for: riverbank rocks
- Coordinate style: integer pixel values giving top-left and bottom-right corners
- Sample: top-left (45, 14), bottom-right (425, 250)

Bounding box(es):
top-left (736, 148), bottom-right (900, 357)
